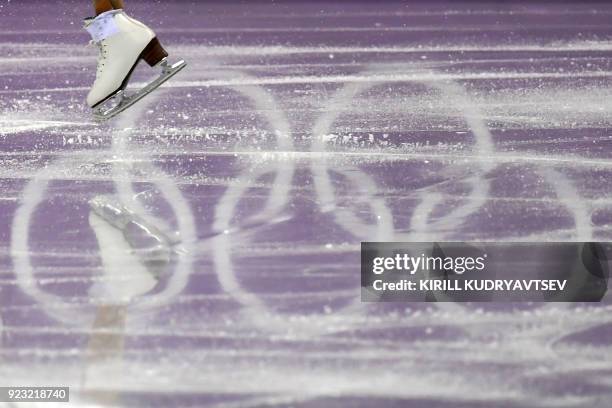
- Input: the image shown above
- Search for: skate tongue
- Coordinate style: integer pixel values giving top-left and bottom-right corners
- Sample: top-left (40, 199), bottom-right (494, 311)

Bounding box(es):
top-left (83, 9), bottom-right (123, 42)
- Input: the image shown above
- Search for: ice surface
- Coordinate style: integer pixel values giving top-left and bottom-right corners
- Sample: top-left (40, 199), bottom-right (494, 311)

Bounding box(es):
top-left (1, 1), bottom-right (612, 407)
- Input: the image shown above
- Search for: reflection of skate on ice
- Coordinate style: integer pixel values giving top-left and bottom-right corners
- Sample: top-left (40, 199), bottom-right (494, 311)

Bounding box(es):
top-left (89, 195), bottom-right (176, 281)
top-left (84, 10), bottom-right (186, 121)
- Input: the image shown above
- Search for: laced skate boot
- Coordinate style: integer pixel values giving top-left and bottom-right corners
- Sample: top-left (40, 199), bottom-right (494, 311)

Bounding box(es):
top-left (84, 9), bottom-right (186, 121)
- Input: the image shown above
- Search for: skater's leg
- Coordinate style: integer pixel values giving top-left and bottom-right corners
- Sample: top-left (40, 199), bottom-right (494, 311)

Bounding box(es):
top-left (93, 0), bottom-right (124, 15)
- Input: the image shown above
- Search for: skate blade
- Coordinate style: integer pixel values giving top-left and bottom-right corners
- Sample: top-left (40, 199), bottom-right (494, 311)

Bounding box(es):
top-left (93, 60), bottom-right (187, 122)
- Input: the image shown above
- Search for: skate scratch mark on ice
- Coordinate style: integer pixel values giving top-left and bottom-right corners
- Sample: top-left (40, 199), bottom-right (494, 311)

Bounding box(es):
top-left (2, 306), bottom-right (610, 346)
top-left (166, 70), bottom-right (612, 87)
top-left (153, 24), bottom-right (612, 33)
top-left (1, 52), bottom-right (609, 71)
top-left (191, 42), bottom-right (612, 54)
top-left (0, 120), bottom-right (95, 135)
top-left (233, 10), bottom-right (612, 18)
top-left (4, 70), bottom-right (612, 95)
top-left (1, 149), bottom-right (612, 171)
top-left (3, 42), bottom-right (612, 57)
top-left (7, 24), bottom-right (612, 35)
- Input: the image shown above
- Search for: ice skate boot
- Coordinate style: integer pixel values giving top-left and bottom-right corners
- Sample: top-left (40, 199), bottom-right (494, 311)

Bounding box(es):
top-left (84, 9), bottom-right (186, 121)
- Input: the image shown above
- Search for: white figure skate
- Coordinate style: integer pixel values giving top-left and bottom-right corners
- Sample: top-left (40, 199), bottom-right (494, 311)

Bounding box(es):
top-left (84, 10), bottom-right (186, 121)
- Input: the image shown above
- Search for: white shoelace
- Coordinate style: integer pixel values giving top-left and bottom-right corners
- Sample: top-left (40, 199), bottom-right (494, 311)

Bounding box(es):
top-left (88, 40), bottom-right (108, 79)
